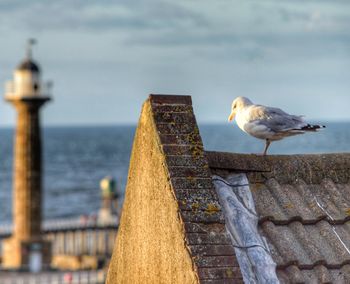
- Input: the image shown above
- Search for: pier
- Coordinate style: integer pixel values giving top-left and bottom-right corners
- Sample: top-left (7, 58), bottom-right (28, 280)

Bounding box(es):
top-left (0, 217), bottom-right (117, 283)
top-left (0, 270), bottom-right (106, 284)
top-left (0, 218), bottom-right (118, 259)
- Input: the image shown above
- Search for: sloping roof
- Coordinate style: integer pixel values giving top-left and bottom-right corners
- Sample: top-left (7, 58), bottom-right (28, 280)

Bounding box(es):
top-left (106, 94), bottom-right (350, 283)
top-left (150, 95), bottom-right (244, 282)
top-left (107, 95), bottom-right (244, 283)
top-left (207, 152), bottom-right (350, 283)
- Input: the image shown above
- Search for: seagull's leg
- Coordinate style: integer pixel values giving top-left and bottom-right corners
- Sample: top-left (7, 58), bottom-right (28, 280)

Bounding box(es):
top-left (263, 139), bottom-right (271, 156)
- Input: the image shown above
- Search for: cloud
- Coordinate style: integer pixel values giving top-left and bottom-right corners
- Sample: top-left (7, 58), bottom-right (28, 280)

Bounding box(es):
top-left (265, 0), bottom-right (350, 4)
top-left (0, 1), bottom-right (349, 125)
top-left (276, 4), bottom-right (350, 33)
top-left (0, 0), bottom-right (207, 32)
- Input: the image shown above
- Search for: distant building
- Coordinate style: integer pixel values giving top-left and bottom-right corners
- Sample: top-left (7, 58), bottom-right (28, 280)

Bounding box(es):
top-left (98, 176), bottom-right (120, 225)
top-left (2, 39), bottom-right (52, 271)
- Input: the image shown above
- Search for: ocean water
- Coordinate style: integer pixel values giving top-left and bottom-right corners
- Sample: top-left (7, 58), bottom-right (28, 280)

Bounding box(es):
top-left (0, 122), bottom-right (349, 224)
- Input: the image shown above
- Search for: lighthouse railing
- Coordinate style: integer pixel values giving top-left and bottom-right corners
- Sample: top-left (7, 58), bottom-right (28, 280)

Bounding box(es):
top-left (4, 80), bottom-right (52, 98)
top-left (4, 81), bottom-right (15, 96)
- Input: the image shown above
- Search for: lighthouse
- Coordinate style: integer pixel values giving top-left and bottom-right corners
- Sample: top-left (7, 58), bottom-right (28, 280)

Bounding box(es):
top-left (2, 39), bottom-right (52, 270)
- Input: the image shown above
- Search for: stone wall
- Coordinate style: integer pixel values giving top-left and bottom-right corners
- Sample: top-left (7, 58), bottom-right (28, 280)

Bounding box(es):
top-left (107, 95), bottom-right (243, 283)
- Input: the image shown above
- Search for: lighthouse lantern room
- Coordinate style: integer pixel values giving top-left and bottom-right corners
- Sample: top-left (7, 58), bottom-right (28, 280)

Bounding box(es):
top-left (5, 39), bottom-right (51, 99)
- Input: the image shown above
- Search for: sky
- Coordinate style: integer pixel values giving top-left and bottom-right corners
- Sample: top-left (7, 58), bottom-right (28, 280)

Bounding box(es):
top-left (0, 0), bottom-right (349, 126)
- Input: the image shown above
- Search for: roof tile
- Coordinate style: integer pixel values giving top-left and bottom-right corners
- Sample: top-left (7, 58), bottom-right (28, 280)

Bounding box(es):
top-left (207, 152), bottom-right (350, 283)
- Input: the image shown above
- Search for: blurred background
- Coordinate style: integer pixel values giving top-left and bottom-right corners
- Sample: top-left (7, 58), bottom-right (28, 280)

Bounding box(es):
top-left (0, 0), bottom-right (349, 126)
top-left (1, 0), bottom-right (349, 223)
top-left (0, 0), bottom-right (349, 282)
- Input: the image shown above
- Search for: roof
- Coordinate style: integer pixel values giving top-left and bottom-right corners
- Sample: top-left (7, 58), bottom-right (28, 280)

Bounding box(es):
top-left (106, 94), bottom-right (350, 283)
top-left (106, 95), bottom-right (244, 283)
top-left (207, 151), bottom-right (350, 283)
top-left (149, 95), bottom-right (244, 283)
top-left (17, 59), bottom-right (40, 73)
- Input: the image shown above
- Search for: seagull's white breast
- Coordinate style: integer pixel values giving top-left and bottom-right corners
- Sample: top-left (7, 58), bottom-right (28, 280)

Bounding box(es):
top-left (235, 109), bottom-right (249, 131)
top-left (235, 108), bottom-right (274, 140)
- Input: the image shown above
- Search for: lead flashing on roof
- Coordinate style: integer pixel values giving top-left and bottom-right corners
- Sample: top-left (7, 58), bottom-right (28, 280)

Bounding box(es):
top-left (213, 174), bottom-right (280, 284)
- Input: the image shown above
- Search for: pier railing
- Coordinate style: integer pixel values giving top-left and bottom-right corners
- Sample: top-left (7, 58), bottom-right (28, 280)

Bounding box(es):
top-left (45, 226), bottom-right (117, 256)
top-left (0, 217), bottom-right (118, 257)
top-left (0, 269), bottom-right (107, 284)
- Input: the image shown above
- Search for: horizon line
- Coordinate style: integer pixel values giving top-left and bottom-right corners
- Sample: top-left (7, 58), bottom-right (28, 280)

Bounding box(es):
top-left (0, 119), bottom-right (349, 129)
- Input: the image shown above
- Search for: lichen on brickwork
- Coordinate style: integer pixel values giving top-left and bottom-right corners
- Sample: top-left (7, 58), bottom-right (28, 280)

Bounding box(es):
top-left (191, 203), bottom-right (200, 211)
top-left (226, 268), bottom-right (234, 277)
top-left (345, 208), bottom-right (350, 216)
top-left (206, 203), bottom-right (220, 215)
top-left (187, 126), bottom-right (200, 146)
top-left (191, 145), bottom-right (203, 159)
top-left (186, 176), bottom-right (195, 182)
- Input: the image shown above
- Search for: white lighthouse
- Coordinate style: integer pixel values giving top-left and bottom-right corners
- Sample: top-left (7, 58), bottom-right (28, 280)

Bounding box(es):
top-left (2, 39), bottom-right (52, 270)
top-left (5, 39), bottom-right (51, 99)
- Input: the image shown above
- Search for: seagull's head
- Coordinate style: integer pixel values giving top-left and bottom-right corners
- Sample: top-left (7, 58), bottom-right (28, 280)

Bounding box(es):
top-left (228, 96), bottom-right (253, 122)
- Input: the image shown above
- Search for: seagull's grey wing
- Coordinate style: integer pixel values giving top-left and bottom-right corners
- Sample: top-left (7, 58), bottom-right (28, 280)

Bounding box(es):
top-left (247, 105), bottom-right (306, 132)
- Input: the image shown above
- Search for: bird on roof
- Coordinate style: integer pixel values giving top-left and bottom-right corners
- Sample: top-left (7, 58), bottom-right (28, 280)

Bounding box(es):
top-left (228, 97), bottom-right (325, 155)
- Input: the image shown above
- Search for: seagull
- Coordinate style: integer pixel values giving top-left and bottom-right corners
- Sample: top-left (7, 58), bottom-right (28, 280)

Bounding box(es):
top-left (228, 97), bottom-right (325, 155)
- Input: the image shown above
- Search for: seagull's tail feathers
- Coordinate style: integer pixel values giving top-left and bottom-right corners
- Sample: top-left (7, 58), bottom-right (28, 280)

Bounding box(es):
top-left (285, 124), bottom-right (326, 135)
top-left (299, 124), bottom-right (326, 132)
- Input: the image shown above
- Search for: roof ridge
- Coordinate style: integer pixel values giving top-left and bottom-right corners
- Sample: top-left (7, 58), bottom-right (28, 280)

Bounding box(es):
top-left (278, 260), bottom-right (350, 271)
top-left (258, 215), bottom-right (350, 226)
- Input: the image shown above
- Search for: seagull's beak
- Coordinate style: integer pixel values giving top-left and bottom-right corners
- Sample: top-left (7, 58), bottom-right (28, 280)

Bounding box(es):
top-left (228, 111), bottom-right (235, 122)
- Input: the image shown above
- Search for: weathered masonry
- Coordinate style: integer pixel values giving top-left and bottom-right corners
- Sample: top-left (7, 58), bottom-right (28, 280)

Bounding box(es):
top-left (107, 94), bottom-right (350, 283)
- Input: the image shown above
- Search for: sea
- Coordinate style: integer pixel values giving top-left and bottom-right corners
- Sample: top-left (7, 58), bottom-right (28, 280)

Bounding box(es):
top-left (0, 122), bottom-right (349, 224)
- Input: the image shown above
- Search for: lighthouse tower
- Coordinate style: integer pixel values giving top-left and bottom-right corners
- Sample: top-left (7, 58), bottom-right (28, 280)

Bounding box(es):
top-left (3, 39), bottom-right (52, 270)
